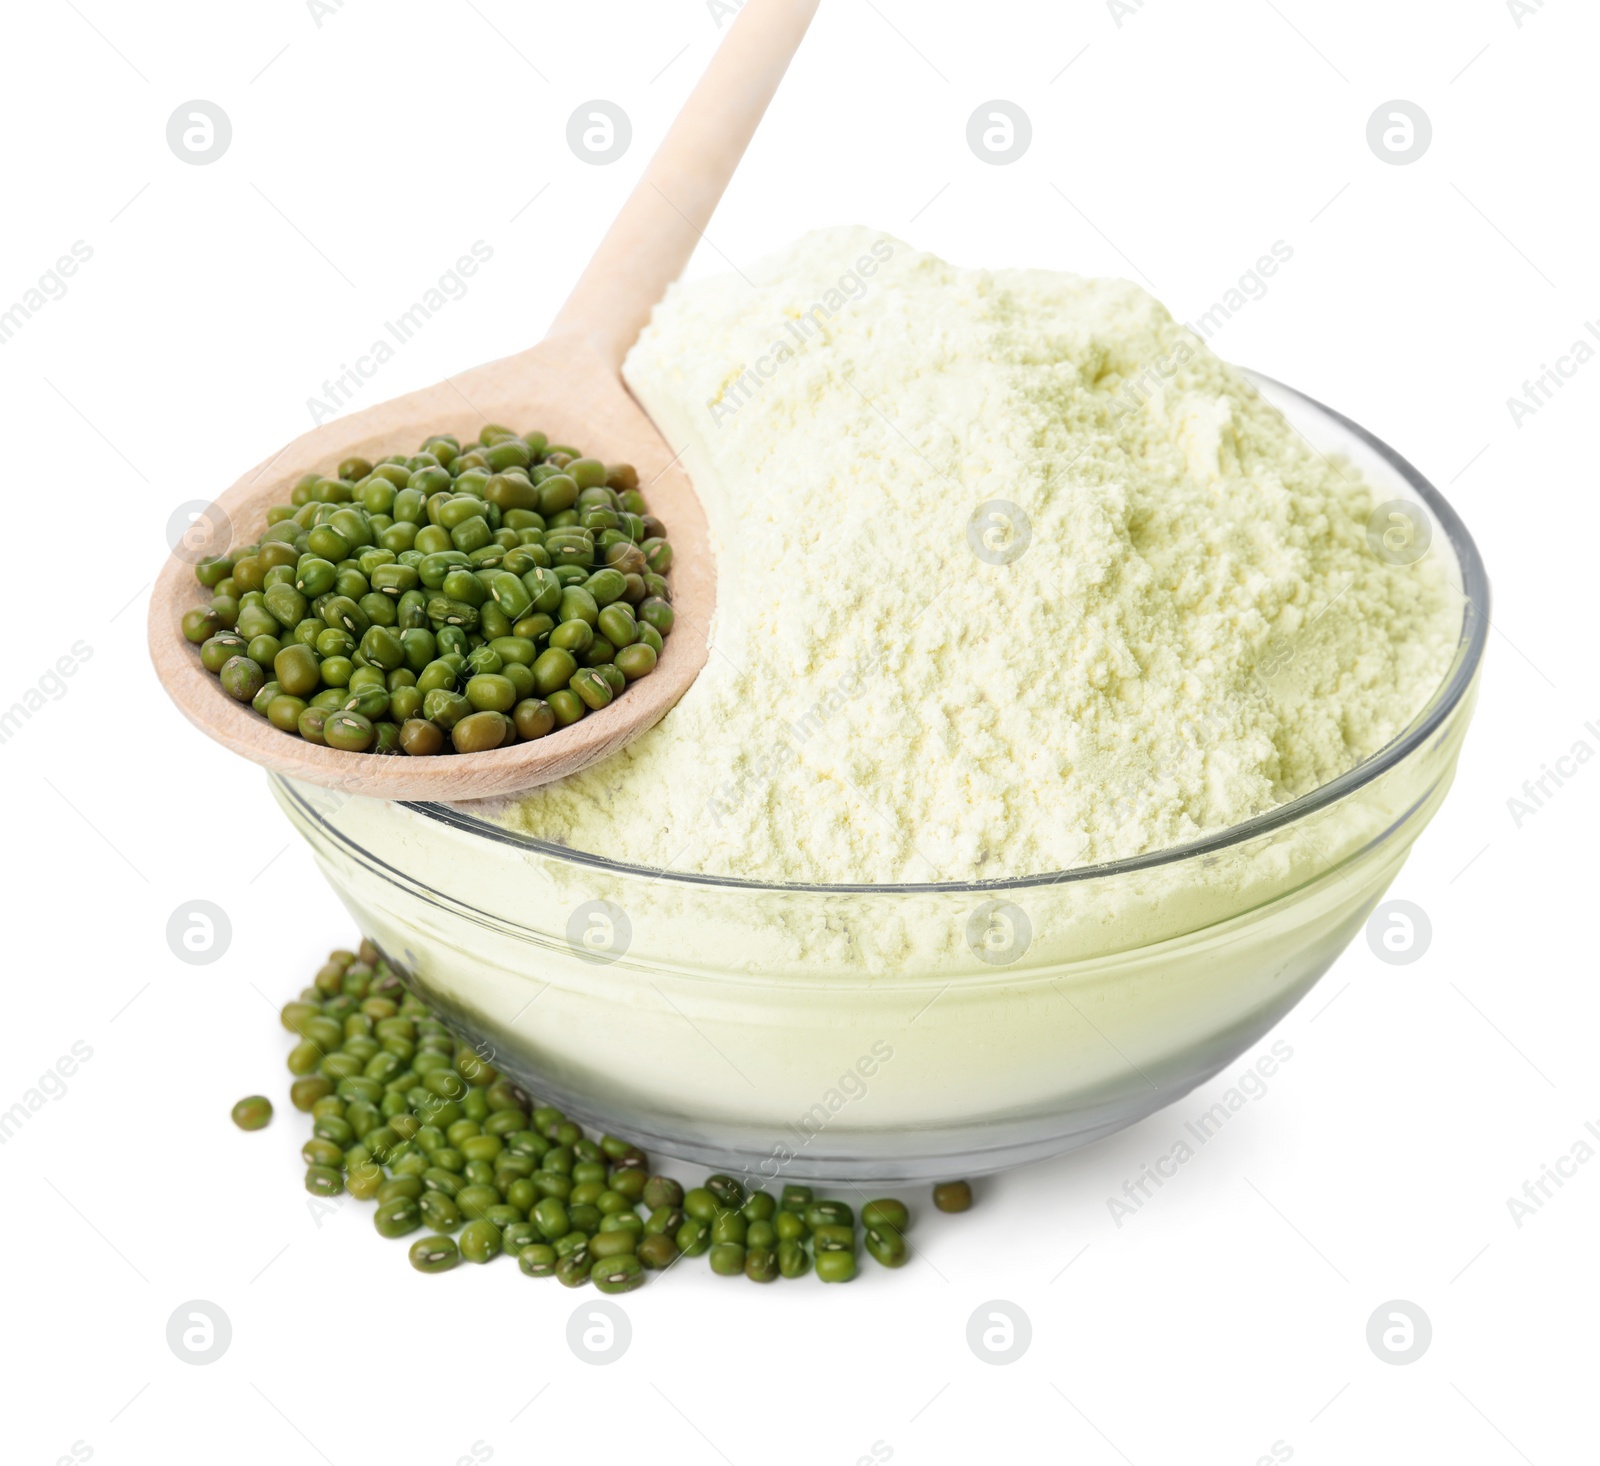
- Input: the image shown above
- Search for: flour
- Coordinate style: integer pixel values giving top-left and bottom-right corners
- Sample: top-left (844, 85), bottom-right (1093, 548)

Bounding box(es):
top-left (495, 228), bottom-right (1458, 884)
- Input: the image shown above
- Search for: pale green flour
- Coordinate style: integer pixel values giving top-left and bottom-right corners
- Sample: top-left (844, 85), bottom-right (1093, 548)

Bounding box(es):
top-left (493, 228), bottom-right (1458, 884)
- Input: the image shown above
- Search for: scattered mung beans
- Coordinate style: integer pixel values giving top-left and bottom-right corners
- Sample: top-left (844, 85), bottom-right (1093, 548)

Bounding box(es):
top-left (244, 938), bottom-right (973, 1290)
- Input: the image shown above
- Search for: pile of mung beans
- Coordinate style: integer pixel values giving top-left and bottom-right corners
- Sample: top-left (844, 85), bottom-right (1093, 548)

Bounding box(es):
top-left (233, 942), bottom-right (973, 1288)
top-left (182, 429), bottom-right (674, 756)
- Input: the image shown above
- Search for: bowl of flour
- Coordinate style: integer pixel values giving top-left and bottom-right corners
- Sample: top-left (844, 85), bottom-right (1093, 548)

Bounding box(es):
top-left (272, 229), bottom-right (1487, 1179)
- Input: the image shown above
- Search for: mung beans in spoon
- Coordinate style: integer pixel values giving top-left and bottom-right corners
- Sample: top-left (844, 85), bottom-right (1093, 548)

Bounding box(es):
top-left (183, 428), bottom-right (675, 757)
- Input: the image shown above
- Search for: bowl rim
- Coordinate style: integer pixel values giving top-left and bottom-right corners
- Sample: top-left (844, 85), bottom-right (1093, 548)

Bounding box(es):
top-left (374, 372), bottom-right (1490, 896)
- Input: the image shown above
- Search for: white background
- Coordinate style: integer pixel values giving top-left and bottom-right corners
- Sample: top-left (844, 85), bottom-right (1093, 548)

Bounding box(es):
top-left (2, 1), bottom-right (1594, 1462)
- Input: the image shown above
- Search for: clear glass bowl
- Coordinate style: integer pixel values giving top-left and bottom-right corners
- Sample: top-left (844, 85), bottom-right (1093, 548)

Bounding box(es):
top-left (272, 374), bottom-right (1488, 1182)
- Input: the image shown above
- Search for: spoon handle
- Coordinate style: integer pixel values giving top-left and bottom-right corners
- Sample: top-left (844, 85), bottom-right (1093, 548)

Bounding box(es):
top-left (548, 0), bottom-right (822, 369)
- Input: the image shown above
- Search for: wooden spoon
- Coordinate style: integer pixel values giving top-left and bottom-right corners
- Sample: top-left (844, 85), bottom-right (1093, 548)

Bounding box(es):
top-left (149, 0), bottom-right (820, 802)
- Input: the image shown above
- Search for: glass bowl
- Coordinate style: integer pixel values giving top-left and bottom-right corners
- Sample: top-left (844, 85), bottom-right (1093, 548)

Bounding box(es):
top-left (271, 373), bottom-right (1488, 1182)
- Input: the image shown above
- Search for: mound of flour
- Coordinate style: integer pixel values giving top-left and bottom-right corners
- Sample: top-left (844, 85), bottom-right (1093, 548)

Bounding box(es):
top-left (496, 228), bottom-right (1457, 884)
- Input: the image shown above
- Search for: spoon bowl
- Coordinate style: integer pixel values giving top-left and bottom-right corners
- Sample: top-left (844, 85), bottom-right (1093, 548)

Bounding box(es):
top-left (148, 0), bottom-right (819, 802)
top-left (149, 337), bottom-right (712, 801)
